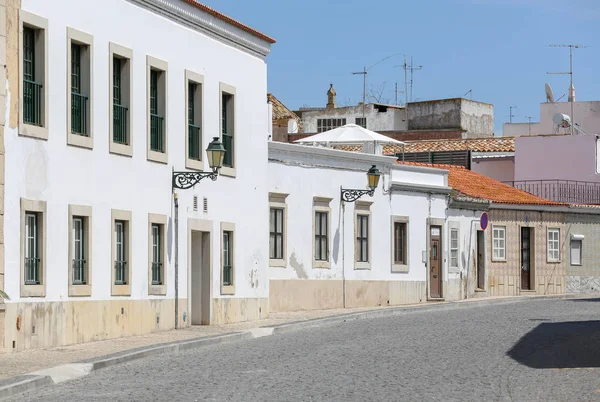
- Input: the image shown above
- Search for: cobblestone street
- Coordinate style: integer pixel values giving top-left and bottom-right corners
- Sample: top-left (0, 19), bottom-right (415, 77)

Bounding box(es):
top-left (9, 297), bottom-right (600, 401)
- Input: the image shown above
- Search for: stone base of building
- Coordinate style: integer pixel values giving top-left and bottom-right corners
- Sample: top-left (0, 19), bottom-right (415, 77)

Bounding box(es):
top-left (487, 274), bottom-right (565, 297)
top-left (269, 279), bottom-right (427, 312)
top-left (212, 297), bottom-right (269, 325)
top-left (566, 276), bottom-right (600, 294)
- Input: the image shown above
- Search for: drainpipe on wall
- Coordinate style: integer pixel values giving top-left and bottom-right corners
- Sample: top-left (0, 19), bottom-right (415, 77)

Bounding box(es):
top-left (174, 192), bottom-right (179, 330)
top-left (342, 199), bottom-right (346, 308)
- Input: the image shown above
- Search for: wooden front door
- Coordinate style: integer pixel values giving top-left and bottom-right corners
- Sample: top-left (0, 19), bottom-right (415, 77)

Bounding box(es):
top-left (430, 226), bottom-right (442, 298)
top-left (521, 227), bottom-right (531, 290)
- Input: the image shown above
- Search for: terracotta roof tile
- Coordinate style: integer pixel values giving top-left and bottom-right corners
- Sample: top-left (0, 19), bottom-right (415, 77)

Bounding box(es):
top-left (182, 1), bottom-right (276, 44)
top-left (268, 94), bottom-right (300, 121)
top-left (398, 161), bottom-right (564, 206)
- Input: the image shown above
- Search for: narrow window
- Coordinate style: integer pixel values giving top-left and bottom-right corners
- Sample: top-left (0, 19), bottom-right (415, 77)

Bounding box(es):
top-left (24, 212), bottom-right (40, 284)
top-left (72, 217), bottom-right (86, 284)
top-left (113, 56), bottom-right (128, 145)
top-left (570, 239), bottom-right (582, 265)
top-left (23, 27), bottom-right (43, 126)
top-left (394, 222), bottom-right (407, 265)
top-left (223, 231), bottom-right (233, 286)
top-left (70, 43), bottom-right (89, 135)
top-left (115, 220), bottom-right (126, 285)
top-left (315, 211), bottom-right (329, 261)
top-left (188, 82), bottom-right (201, 160)
top-left (355, 117), bottom-right (367, 128)
top-left (356, 215), bottom-right (369, 262)
top-left (222, 92), bottom-right (234, 167)
top-left (547, 228), bottom-right (560, 262)
top-left (493, 226), bottom-right (506, 260)
top-left (151, 224), bottom-right (162, 285)
top-left (450, 229), bottom-right (459, 269)
top-left (149, 69), bottom-right (164, 152)
top-left (269, 208), bottom-right (284, 259)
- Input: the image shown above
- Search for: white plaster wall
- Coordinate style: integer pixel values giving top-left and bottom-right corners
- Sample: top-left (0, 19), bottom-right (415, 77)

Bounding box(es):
top-left (268, 148), bottom-right (448, 284)
top-left (301, 105), bottom-right (407, 133)
top-left (514, 135), bottom-right (599, 182)
top-left (472, 158), bottom-right (515, 183)
top-left (6, 0), bottom-right (270, 303)
top-left (391, 166), bottom-right (448, 187)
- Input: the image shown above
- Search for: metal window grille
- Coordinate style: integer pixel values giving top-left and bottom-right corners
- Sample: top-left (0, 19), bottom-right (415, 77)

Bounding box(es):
top-left (150, 70), bottom-right (164, 152)
top-left (115, 220), bottom-right (127, 285)
top-left (493, 227), bottom-right (506, 260)
top-left (222, 93), bottom-right (234, 167)
top-left (269, 208), bottom-right (284, 259)
top-left (70, 43), bottom-right (88, 136)
top-left (356, 215), bottom-right (369, 262)
top-left (314, 211), bottom-right (328, 261)
top-left (72, 217), bottom-right (86, 284)
top-left (188, 83), bottom-right (202, 160)
top-left (394, 222), bottom-right (406, 264)
top-left (450, 229), bottom-right (459, 268)
top-left (25, 212), bottom-right (40, 285)
top-left (317, 118), bottom-right (346, 133)
top-left (152, 224), bottom-right (162, 285)
top-left (112, 57), bottom-right (128, 145)
top-left (223, 231), bottom-right (232, 286)
top-left (23, 27), bottom-right (43, 126)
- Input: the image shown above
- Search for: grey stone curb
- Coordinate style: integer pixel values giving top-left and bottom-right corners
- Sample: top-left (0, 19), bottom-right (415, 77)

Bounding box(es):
top-left (0, 375), bottom-right (53, 400)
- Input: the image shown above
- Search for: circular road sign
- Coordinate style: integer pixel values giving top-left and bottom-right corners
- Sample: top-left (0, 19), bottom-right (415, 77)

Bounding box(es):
top-left (480, 212), bottom-right (489, 231)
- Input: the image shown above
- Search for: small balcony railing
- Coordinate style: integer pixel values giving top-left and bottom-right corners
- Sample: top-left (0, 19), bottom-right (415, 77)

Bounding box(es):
top-left (223, 132), bottom-right (233, 167)
top-left (25, 257), bottom-right (40, 285)
top-left (72, 259), bottom-right (86, 285)
top-left (188, 124), bottom-right (202, 160)
top-left (115, 260), bottom-right (127, 285)
top-left (150, 114), bottom-right (164, 152)
top-left (113, 104), bottom-right (128, 144)
top-left (504, 180), bottom-right (600, 205)
top-left (151, 262), bottom-right (162, 285)
top-left (71, 92), bottom-right (88, 135)
top-left (23, 80), bottom-right (43, 126)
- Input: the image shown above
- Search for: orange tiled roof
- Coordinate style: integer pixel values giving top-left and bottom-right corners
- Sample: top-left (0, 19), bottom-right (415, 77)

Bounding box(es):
top-left (268, 94), bottom-right (299, 121)
top-left (398, 161), bottom-right (564, 206)
top-left (334, 137), bottom-right (515, 155)
top-left (182, 1), bottom-right (276, 44)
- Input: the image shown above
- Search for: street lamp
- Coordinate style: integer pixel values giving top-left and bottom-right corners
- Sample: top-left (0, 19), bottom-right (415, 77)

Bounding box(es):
top-left (340, 165), bottom-right (381, 203)
top-left (171, 136), bottom-right (225, 330)
top-left (172, 137), bottom-right (226, 189)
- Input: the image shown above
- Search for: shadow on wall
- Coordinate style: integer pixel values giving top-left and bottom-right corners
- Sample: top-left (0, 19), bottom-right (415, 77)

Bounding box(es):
top-left (507, 319), bottom-right (600, 369)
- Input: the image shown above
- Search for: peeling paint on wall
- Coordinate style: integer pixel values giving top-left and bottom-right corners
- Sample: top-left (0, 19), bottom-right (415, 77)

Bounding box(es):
top-left (289, 252), bottom-right (308, 279)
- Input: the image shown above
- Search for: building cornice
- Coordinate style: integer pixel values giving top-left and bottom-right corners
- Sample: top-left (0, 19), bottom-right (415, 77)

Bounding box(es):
top-left (490, 203), bottom-right (600, 215)
top-left (127, 0), bottom-right (272, 59)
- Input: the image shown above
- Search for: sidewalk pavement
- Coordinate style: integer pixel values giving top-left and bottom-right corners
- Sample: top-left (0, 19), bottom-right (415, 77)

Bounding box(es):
top-left (0, 292), bottom-right (596, 399)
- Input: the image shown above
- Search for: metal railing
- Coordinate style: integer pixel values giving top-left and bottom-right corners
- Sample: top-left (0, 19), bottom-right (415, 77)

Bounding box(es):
top-left (23, 80), bottom-right (43, 126)
top-left (114, 260), bottom-right (127, 285)
top-left (151, 262), bottom-right (162, 285)
top-left (223, 132), bottom-right (233, 167)
top-left (150, 114), bottom-right (164, 152)
top-left (188, 124), bottom-right (202, 160)
top-left (25, 257), bottom-right (40, 285)
top-left (223, 264), bottom-right (232, 286)
top-left (113, 104), bottom-right (128, 144)
top-left (71, 93), bottom-right (88, 135)
top-left (72, 259), bottom-right (86, 285)
top-left (504, 180), bottom-right (600, 205)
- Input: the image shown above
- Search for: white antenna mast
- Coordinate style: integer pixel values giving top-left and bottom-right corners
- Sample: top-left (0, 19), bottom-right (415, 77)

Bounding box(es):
top-left (509, 106), bottom-right (517, 123)
top-left (547, 44), bottom-right (587, 135)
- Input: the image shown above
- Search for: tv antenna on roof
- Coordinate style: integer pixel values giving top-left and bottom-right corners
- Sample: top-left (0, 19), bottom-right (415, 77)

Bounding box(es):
top-left (547, 44), bottom-right (587, 135)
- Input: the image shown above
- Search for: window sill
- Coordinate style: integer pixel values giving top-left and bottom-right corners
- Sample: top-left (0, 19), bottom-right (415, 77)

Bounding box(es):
top-left (313, 261), bottom-right (330, 269)
top-left (68, 284), bottom-right (92, 297)
top-left (149, 284), bottom-right (166, 296)
top-left (20, 284), bottom-right (46, 298)
top-left (185, 157), bottom-right (204, 171)
top-left (269, 259), bottom-right (286, 268)
top-left (220, 285), bottom-right (235, 295)
top-left (109, 141), bottom-right (133, 157)
top-left (492, 258), bottom-right (507, 263)
top-left (111, 284), bottom-right (131, 296)
top-left (354, 262), bottom-right (371, 270)
top-left (147, 149), bottom-right (168, 164)
top-left (570, 263), bottom-right (582, 267)
top-left (67, 132), bottom-right (93, 149)
top-left (220, 166), bottom-right (236, 178)
top-left (391, 264), bottom-right (409, 273)
top-left (19, 123), bottom-right (48, 141)
top-left (547, 260), bottom-right (562, 264)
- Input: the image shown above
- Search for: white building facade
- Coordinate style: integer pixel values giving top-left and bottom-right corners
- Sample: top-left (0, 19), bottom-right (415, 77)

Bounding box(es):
top-left (267, 143), bottom-right (465, 312)
top-left (1, 0), bottom-right (274, 351)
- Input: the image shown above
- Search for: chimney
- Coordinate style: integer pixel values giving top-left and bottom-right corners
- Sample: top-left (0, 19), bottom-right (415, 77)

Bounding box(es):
top-left (326, 83), bottom-right (336, 109)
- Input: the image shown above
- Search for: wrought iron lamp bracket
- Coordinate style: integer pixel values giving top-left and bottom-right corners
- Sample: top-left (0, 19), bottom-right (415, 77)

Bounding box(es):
top-left (172, 169), bottom-right (219, 190)
top-left (340, 188), bottom-right (375, 203)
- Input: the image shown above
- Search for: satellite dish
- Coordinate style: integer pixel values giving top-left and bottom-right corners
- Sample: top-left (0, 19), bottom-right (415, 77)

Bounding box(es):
top-left (552, 113), bottom-right (571, 128)
top-left (545, 83), bottom-right (555, 103)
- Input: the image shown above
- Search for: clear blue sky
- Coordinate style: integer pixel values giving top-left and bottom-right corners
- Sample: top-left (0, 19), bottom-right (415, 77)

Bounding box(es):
top-left (202, 0), bottom-right (599, 135)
